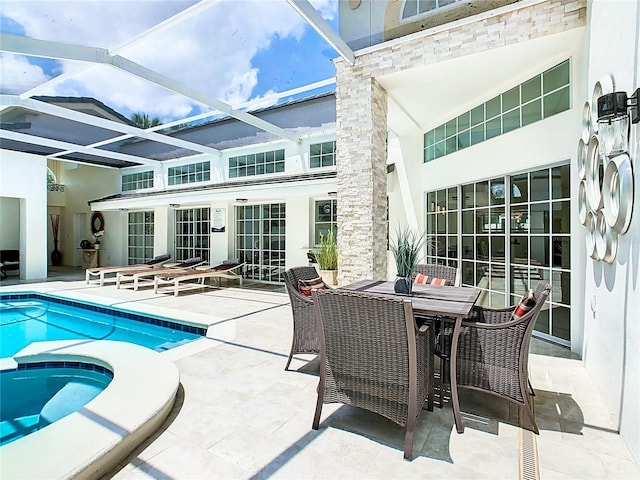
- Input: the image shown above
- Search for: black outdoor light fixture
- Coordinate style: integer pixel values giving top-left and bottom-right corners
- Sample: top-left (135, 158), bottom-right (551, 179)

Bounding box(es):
top-left (597, 88), bottom-right (639, 156)
top-left (235, 198), bottom-right (248, 204)
top-left (597, 89), bottom-right (639, 124)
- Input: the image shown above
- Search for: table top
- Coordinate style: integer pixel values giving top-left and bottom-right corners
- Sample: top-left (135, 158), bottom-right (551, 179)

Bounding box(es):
top-left (340, 279), bottom-right (481, 318)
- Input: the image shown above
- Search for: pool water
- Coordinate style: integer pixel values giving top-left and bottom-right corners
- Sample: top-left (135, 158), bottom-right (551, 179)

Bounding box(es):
top-left (0, 362), bottom-right (113, 446)
top-left (0, 293), bottom-right (205, 357)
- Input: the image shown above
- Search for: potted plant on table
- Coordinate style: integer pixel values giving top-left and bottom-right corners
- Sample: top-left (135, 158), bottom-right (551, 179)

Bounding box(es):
top-left (391, 226), bottom-right (426, 294)
top-left (92, 230), bottom-right (104, 250)
top-left (315, 229), bottom-right (338, 286)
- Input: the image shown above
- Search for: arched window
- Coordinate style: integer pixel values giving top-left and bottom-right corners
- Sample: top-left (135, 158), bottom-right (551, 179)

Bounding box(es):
top-left (47, 167), bottom-right (57, 185)
top-left (402, 0), bottom-right (459, 21)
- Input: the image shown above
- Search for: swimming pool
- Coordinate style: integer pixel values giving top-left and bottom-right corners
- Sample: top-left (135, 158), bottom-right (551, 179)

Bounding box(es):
top-left (0, 292), bottom-right (206, 357)
top-left (0, 361), bottom-right (113, 446)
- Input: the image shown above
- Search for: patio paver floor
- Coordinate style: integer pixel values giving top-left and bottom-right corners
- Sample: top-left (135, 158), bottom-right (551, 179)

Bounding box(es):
top-left (1, 273), bottom-right (638, 479)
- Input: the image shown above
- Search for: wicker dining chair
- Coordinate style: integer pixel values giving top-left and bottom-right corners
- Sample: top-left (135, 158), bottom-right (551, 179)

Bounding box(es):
top-left (412, 263), bottom-right (461, 406)
top-left (282, 266), bottom-right (328, 370)
top-left (452, 282), bottom-right (551, 433)
top-left (311, 289), bottom-right (434, 460)
top-left (413, 263), bottom-right (461, 286)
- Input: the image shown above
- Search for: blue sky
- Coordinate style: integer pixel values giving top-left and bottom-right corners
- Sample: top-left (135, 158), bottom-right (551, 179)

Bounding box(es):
top-left (0, 0), bottom-right (339, 122)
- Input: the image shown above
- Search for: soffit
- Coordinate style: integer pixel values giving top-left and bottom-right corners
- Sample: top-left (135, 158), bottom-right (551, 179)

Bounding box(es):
top-left (379, 27), bottom-right (585, 136)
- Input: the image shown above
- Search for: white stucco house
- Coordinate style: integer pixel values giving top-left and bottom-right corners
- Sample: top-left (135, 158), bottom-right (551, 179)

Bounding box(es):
top-left (0, 0), bottom-right (638, 463)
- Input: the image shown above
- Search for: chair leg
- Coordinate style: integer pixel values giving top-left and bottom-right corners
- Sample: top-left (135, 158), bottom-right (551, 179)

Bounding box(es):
top-left (528, 379), bottom-right (536, 396)
top-left (521, 387), bottom-right (539, 434)
top-left (284, 350), bottom-right (294, 371)
top-left (520, 402), bottom-right (539, 434)
top-left (426, 386), bottom-right (434, 412)
top-left (403, 416), bottom-right (416, 460)
top-left (312, 393), bottom-right (323, 430)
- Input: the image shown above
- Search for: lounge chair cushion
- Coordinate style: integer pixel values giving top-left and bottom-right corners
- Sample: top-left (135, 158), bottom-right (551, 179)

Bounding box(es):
top-left (512, 289), bottom-right (536, 320)
top-left (414, 273), bottom-right (452, 286)
top-left (299, 277), bottom-right (325, 296)
top-left (210, 262), bottom-right (242, 271)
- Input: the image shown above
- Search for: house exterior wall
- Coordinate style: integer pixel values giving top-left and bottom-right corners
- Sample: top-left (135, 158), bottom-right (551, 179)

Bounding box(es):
top-left (336, 0), bottom-right (639, 463)
top-left (0, 151), bottom-right (47, 279)
top-left (582, 0), bottom-right (640, 460)
top-left (335, 0), bottom-right (586, 281)
top-left (0, 197), bottom-right (20, 251)
top-left (57, 163), bottom-right (121, 267)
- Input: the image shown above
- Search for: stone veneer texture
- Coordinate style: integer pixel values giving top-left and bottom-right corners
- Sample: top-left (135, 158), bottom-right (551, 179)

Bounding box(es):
top-left (335, 0), bottom-right (586, 284)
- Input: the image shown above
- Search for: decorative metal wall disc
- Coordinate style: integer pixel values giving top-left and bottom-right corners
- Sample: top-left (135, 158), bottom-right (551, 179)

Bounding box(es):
top-left (581, 101), bottom-right (592, 142)
top-left (595, 209), bottom-right (617, 264)
top-left (591, 74), bottom-right (614, 134)
top-left (578, 180), bottom-right (589, 225)
top-left (603, 153), bottom-right (634, 234)
top-left (577, 138), bottom-right (587, 180)
top-left (585, 210), bottom-right (599, 260)
top-left (585, 135), bottom-right (603, 210)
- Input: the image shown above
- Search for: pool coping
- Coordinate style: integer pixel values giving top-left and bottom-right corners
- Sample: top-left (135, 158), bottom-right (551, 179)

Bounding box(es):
top-left (0, 340), bottom-right (180, 479)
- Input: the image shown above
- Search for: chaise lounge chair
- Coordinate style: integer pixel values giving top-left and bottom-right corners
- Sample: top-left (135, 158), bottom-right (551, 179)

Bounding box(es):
top-left (85, 254), bottom-right (171, 286)
top-left (153, 261), bottom-right (245, 296)
top-left (116, 257), bottom-right (205, 291)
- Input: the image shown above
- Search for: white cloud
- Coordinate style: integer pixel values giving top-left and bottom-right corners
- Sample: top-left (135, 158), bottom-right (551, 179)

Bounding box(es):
top-left (0, 0), bottom-right (338, 121)
top-left (0, 53), bottom-right (51, 94)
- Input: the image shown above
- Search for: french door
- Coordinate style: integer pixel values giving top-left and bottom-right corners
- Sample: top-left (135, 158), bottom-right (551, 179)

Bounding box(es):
top-left (235, 203), bottom-right (285, 282)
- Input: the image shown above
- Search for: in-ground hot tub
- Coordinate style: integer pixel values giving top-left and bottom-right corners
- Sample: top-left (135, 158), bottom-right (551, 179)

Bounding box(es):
top-left (1, 361), bottom-right (113, 446)
top-left (0, 340), bottom-right (180, 479)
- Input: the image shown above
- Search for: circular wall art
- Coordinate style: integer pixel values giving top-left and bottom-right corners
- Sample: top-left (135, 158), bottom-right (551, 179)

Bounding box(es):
top-left (595, 209), bottom-right (617, 264)
top-left (585, 210), bottom-right (599, 260)
top-left (579, 75), bottom-right (634, 264)
top-left (577, 138), bottom-right (587, 180)
top-left (578, 180), bottom-right (588, 226)
top-left (602, 153), bottom-right (634, 234)
top-left (581, 101), bottom-right (592, 142)
top-left (585, 135), bottom-right (603, 211)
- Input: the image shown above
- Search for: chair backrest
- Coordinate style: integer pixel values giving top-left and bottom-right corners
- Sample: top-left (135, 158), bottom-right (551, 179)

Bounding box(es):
top-left (312, 289), bottom-right (422, 425)
top-left (414, 263), bottom-right (461, 286)
top-left (525, 282), bottom-right (551, 325)
top-left (176, 257), bottom-right (204, 268)
top-left (146, 254), bottom-right (171, 265)
top-left (283, 266), bottom-right (322, 296)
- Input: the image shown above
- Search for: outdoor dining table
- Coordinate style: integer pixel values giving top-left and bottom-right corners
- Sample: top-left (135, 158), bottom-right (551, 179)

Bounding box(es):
top-left (340, 279), bottom-right (481, 434)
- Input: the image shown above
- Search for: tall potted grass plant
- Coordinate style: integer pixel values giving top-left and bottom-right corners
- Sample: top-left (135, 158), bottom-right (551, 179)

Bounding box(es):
top-left (391, 226), bottom-right (426, 294)
top-left (315, 230), bottom-right (338, 286)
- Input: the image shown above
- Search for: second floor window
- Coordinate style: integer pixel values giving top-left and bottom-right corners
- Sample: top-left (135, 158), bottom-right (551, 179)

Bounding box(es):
top-left (122, 171), bottom-right (154, 191)
top-left (402, 0), bottom-right (461, 20)
top-left (310, 141), bottom-right (336, 168)
top-left (168, 161), bottom-right (210, 186)
top-left (229, 149), bottom-right (285, 178)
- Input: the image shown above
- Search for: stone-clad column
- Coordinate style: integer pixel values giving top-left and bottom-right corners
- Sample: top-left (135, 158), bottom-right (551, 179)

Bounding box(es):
top-left (335, 65), bottom-right (388, 284)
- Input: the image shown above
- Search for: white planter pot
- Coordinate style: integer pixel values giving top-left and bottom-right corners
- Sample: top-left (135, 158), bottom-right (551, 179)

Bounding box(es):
top-left (319, 269), bottom-right (338, 287)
